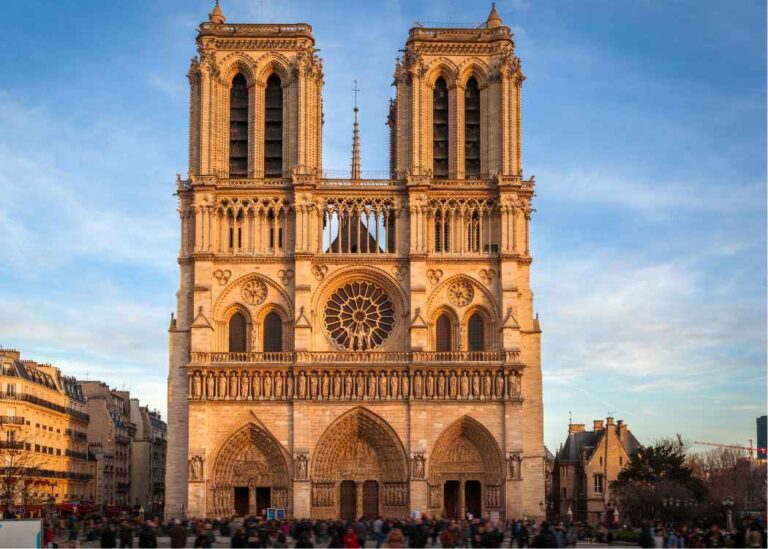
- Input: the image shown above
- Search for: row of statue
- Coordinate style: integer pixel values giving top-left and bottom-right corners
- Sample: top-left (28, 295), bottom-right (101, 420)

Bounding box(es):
top-left (188, 369), bottom-right (523, 401)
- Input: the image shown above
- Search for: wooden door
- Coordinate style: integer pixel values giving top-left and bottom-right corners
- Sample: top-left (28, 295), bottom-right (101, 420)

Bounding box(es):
top-left (362, 480), bottom-right (379, 519)
top-left (465, 480), bottom-right (482, 519)
top-left (339, 480), bottom-right (356, 521)
top-left (444, 481), bottom-right (459, 518)
top-left (234, 487), bottom-right (249, 517)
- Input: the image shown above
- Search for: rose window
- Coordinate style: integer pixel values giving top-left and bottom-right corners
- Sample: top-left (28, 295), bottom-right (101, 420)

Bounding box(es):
top-left (324, 281), bottom-right (395, 351)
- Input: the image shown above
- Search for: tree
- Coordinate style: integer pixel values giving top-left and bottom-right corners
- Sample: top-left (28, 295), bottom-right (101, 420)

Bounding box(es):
top-left (0, 436), bottom-right (43, 517)
top-left (610, 437), bottom-right (707, 524)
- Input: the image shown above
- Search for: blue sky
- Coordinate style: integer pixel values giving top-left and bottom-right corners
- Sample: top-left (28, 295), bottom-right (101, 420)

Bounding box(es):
top-left (0, 0), bottom-right (764, 453)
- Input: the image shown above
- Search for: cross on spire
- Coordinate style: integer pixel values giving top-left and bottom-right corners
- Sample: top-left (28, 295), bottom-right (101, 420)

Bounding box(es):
top-left (351, 80), bottom-right (361, 179)
top-left (353, 79), bottom-right (360, 110)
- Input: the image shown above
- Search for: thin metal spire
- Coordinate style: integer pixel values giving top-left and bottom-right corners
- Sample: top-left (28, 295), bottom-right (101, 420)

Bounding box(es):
top-left (351, 80), bottom-right (361, 180)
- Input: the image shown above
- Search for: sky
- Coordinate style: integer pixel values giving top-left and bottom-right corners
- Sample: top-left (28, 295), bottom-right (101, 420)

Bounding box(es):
top-left (0, 0), bottom-right (765, 453)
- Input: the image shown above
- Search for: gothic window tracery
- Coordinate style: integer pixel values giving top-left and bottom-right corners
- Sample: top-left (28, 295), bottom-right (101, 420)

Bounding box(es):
top-left (322, 197), bottom-right (396, 254)
top-left (324, 281), bottom-right (395, 351)
top-left (464, 77), bottom-right (480, 177)
top-left (433, 77), bottom-right (449, 178)
top-left (229, 73), bottom-right (249, 177)
top-left (431, 198), bottom-right (497, 255)
top-left (264, 74), bottom-right (283, 177)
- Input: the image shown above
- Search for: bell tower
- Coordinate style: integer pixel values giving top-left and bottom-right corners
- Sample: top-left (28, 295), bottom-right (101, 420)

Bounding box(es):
top-left (391, 4), bottom-right (524, 179)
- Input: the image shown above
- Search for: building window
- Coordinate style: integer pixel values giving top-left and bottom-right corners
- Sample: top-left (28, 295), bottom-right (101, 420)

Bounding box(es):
top-left (433, 77), bottom-right (449, 178)
top-left (594, 474), bottom-right (604, 494)
top-left (619, 456), bottom-right (623, 466)
top-left (228, 312), bottom-right (247, 353)
top-left (264, 74), bottom-right (283, 177)
top-left (467, 313), bottom-right (485, 352)
top-left (435, 314), bottom-right (453, 352)
top-left (229, 73), bottom-right (249, 177)
top-left (263, 312), bottom-right (283, 352)
top-left (464, 76), bottom-right (480, 177)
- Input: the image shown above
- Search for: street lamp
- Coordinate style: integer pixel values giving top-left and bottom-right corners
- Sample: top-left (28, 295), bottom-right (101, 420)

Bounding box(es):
top-left (722, 496), bottom-right (735, 530)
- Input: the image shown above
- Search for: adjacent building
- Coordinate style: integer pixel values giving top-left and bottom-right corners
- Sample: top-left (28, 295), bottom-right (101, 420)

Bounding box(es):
top-left (129, 400), bottom-right (167, 515)
top-left (757, 415), bottom-right (766, 461)
top-left (552, 417), bottom-right (640, 526)
top-left (167, 3), bottom-right (544, 521)
top-left (0, 348), bottom-right (91, 512)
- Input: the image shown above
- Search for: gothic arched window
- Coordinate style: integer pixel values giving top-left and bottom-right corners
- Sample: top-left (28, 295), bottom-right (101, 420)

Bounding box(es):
top-left (435, 211), bottom-right (450, 252)
top-left (229, 74), bottom-right (249, 177)
top-left (263, 312), bottom-right (283, 352)
top-left (436, 314), bottom-right (453, 352)
top-left (433, 77), bottom-right (449, 178)
top-left (228, 312), bottom-right (247, 353)
top-left (468, 313), bottom-right (485, 352)
top-left (464, 77), bottom-right (480, 177)
top-left (264, 74), bottom-right (283, 177)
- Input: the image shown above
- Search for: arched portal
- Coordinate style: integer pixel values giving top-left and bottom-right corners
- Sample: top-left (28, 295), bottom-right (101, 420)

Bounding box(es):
top-left (210, 423), bottom-right (291, 517)
top-left (311, 407), bottom-right (409, 519)
top-left (428, 416), bottom-right (504, 520)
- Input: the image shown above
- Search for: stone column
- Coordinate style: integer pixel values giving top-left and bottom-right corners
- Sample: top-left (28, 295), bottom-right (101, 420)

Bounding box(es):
top-left (355, 481), bottom-right (364, 520)
top-left (459, 480), bottom-right (466, 519)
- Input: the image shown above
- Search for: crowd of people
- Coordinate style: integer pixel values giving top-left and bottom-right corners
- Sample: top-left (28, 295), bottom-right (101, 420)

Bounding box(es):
top-left (44, 512), bottom-right (767, 548)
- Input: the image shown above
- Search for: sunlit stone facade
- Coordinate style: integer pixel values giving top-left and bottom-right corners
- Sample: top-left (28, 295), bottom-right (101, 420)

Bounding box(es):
top-left (167, 3), bottom-right (544, 521)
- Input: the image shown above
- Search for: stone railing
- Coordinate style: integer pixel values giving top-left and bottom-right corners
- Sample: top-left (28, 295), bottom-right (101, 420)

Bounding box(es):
top-left (190, 350), bottom-right (520, 365)
top-left (187, 365), bottom-right (523, 402)
top-left (0, 415), bottom-right (24, 425)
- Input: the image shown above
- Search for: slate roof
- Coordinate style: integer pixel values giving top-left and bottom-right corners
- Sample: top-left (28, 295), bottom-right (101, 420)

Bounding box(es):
top-left (557, 424), bottom-right (641, 463)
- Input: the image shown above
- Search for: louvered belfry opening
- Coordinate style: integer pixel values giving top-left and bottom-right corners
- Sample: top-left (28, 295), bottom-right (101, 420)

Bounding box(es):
top-left (229, 74), bottom-right (249, 177)
top-left (433, 77), bottom-right (449, 178)
top-left (264, 74), bottom-right (283, 177)
top-left (263, 312), bottom-right (283, 352)
top-left (228, 312), bottom-right (247, 353)
top-left (464, 77), bottom-right (480, 177)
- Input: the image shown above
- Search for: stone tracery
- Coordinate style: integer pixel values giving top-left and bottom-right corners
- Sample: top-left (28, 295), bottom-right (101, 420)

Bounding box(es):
top-left (324, 281), bottom-right (395, 351)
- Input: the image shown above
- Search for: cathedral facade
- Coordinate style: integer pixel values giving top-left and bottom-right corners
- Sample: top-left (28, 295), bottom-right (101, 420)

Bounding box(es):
top-left (167, 2), bottom-right (544, 521)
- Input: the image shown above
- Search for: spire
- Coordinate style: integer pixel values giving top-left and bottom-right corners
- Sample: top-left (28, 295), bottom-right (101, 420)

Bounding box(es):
top-left (209, 0), bottom-right (225, 24)
top-left (486, 3), bottom-right (502, 29)
top-left (351, 80), bottom-right (361, 180)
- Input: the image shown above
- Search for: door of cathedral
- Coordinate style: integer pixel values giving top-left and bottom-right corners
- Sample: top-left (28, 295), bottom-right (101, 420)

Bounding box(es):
top-left (444, 481), bottom-right (460, 518)
top-left (256, 487), bottom-right (271, 515)
top-left (234, 487), bottom-right (249, 517)
top-left (363, 481), bottom-right (379, 519)
top-left (465, 481), bottom-right (482, 519)
top-left (340, 481), bottom-right (356, 520)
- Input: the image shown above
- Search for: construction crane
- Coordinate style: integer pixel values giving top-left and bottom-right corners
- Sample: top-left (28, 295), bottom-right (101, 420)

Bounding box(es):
top-left (693, 440), bottom-right (767, 456)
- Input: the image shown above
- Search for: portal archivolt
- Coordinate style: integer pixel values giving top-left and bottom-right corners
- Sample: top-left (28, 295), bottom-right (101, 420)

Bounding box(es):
top-left (311, 407), bottom-right (409, 519)
top-left (209, 423), bottom-right (291, 517)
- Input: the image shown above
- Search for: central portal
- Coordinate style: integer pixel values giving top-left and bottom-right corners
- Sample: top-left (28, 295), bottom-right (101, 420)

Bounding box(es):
top-left (310, 408), bottom-right (409, 519)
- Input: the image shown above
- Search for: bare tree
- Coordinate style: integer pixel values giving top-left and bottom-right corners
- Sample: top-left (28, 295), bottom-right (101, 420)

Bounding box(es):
top-left (0, 436), bottom-right (44, 516)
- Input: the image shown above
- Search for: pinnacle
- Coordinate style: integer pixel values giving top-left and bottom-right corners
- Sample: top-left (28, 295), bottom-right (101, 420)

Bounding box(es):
top-left (486, 3), bottom-right (502, 29)
top-left (209, 0), bottom-right (225, 24)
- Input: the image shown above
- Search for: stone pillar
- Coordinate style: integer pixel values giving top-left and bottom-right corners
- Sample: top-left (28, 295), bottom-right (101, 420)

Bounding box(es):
top-left (249, 486), bottom-right (257, 515)
top-left (293, 480), bottom-right (310, 519)
top-left (459, 480), bottom-right (466, 519)
top-left (355, 481), bottom-right (364, 520)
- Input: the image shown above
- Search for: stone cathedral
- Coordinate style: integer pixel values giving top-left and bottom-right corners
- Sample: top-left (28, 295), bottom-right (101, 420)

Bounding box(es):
top-left (167, 2), bottom-right (544, 521)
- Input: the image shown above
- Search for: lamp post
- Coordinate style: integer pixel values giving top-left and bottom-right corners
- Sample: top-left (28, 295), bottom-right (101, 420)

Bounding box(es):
top-left (722, 496), bottom-right (735, 530)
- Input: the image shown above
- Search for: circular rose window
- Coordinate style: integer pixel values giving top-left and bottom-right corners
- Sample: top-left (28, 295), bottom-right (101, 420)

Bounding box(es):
top-left (324, 281), bottom-right (395, 351)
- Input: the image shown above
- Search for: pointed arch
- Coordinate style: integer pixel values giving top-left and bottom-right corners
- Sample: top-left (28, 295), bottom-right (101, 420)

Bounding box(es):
top-left (209, 420), bottom-right (292, 516)
top-left (429, 416), bottom-right (504, 484)
top-left (254, 53), bottom-right (293, 88)
top-left (456, 58), bottom-right (491, 89)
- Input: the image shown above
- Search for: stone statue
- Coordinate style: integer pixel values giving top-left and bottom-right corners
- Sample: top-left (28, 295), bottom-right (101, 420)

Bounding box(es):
top-left (390, 372), bottom-right (399, 399)
top-left (309, 373), bottom-right (319, 398)
top-left (506, 371), bottom-right (515, 398)
top-left (189, 455), bottom-right (203, 481)
top-left (514, 372), bottom-right (522, 396)
top-left (483, 372), bottom-right (492, 398)
top-left (206, 373), bottom-right (215, 398)
top-left (286, 373), bottom-right (294, 398)
top-left (449, 373), bottom-right (457, 399)
top-left (240, 374), bottom-right (249, 400)
top-left (193, 373), bottom-right (202, 399)
top-left (297, 371), bottom-right (307, 399)
top-left (252, 373), bottom-right (261, 399)
top-left (264, 372), bottom-right (273, 399)
top-left (275, 372), bottom-right (284, 398)
top-left (217, 374), bottom-right (227, 398)
top-left (495, 371), bottom-right (504, 398)
top-left (508, 453), bottom-right (523, 480)
top-left (295, 454), bottom-right (308, 480)
top-left (229, 373), bottom-right (238, 399)
top-left (379, 371), bottom-right (388, 399)
top-left (356, 371), bottom-right (365, 398)
top-left (367, 372), bottom-right (377, 399)
top-left (437, 372), bottom-right (445, 398)
top-left (413, 372), bottom-right (423, 398)
top-left (460, 373), bottom-right (469, 398)
top-left (472, 372), bottom-right (480, 398)
top-left (425, 372), bottom-right (435, 398)
top-left (412, 454), bottom-right (425, 479)
top-left (321, 372), bottom-right (330, 399)
top-left (400, 373), bottom-right (409, 398)
top-left (333, 372), bottom-right (342, 399)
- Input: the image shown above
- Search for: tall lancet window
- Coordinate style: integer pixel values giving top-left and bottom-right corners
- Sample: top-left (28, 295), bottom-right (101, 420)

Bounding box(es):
top-left (433, 77), bottom-right (449, 178)
top-left (436, 314), bottom-right (453, 352)
top-left (264, 74), bottom-right (283, 177)
top-left (468, 313), bottom-right (485, 352)
top-left (228, 312), bottom-right (247, 353)
top-left (464, 77), bottom-right (480, 177)
top-left (229, 74), bottom-right (249, 177)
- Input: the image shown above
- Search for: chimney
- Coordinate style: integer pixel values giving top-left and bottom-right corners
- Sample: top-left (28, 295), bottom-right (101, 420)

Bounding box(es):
top-left (569, 423), bottom-right (585, 434)
top-left (606, 416), bottom-right (615, 427)
top-left (593, 420), bottom-right (604, 431)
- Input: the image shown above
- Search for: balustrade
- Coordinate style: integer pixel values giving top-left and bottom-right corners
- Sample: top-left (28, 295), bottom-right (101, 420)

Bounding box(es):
top-left (189, 350), bottom-right (519, 365)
